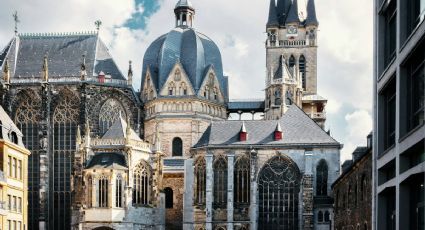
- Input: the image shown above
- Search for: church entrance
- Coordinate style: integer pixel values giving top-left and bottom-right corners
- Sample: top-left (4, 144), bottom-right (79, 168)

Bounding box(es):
top-left (258, 155), bottom-right (301, 230)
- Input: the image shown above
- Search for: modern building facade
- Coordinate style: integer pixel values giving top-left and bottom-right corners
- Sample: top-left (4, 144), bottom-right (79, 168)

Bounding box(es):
top-left (0, 105), bottom-right (31, 230)
top-left (373, 0), bottom-right (424, 229)
top-left (332, 134), bottom-right (372, 230)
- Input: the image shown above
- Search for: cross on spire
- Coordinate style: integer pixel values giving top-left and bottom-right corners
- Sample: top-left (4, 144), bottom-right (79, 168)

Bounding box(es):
top-left (95, 20), bottom-right (102, 32)
top-left (13, 11), bottom-right (20, 35)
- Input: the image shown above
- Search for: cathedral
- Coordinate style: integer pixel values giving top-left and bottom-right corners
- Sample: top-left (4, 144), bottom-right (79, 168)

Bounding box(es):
top-left (0, 0), bottom-right (341, 229)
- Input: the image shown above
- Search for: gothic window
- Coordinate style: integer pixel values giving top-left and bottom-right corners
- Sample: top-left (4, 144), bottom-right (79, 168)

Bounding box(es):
top-left (180, 82), bottom-right (187, 95)
top-left (213, 88), bottom-right (218, 101)
top-left (324, 211), bottom-right (330, 222)
top-left (274, 89), bottom-right (282, 106)
top-left (194, 157), bottom-right (206, 205)
top-left (258, 155), bottom-right (301, 230)
top-left (234, 156), bottom-right (250, 205)
top-left (289, 55), bottom-right (296, 76)
top-left (51, 91), bottom-right (79, 230)
top-left (149, 89), bottom-right (154, 100)
top-left (116, 175), bottom-right (123, 208)
top-left (213, 156), bottom-right (227, 208)
top-left (286, 90), bottom-right (293, 105)
top-left (88, 176), bottom-right (93, 207)
top-left (133, 160), bottom-right (151, 206)
top-left (164, 187), bottom-right (173, 208)
top-left (172, 137), bottom-right (183, 157)
top-left (168, 82), bottom-right (176, 96)
top-left (318, 211), bottom-right (324, 222)
top-left (175, 69), bottom-right (181, 81)
top-left (98, 176), bottom-right (109, 207)
top-left (316, 159), bottom-right (328, 196)
top-left (99, 99), bottom-right (126, 135)
top-left (299, 55), bottom-right (306, 90)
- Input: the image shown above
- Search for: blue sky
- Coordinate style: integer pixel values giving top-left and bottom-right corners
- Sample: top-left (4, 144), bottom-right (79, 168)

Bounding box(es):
top-left (0, 0), bottom-right (373, 163)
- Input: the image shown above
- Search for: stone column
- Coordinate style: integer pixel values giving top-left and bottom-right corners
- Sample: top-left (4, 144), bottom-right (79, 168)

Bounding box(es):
top-left (39, 83), bottom-right (50, 230)
top-left (205, 153), bottom-right (214, 230)
top-left (183, 159), bottom-right (194, 229)
top-left (227, 153), bottom-right (235, 230)
top-left (303, 152), bottom-right (314, 230)
top-left (249, 150), bottom-right (258, 230)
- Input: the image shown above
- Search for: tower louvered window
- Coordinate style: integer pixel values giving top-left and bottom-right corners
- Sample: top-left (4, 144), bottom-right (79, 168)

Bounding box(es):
top-left (299, 55), bottom-right (306, 90)
top-left (98, 98), bottom-right (126, 135)
top-left (213, 156), bottom-right (227, 208)
top-left (133, 161), bottom-right (151, 206)
top-left (258, 155), bottom-right (301, 230)
top-left (51, 91), bottom-right (79, 230)
top-left (316, 159), bottom-right (328, 196)
top-left (194, 157), bottom-right (206, 205)
top-left (14, 94), bottom-right (41, 230)
top-left (234, 156), bottom-right (250, 205)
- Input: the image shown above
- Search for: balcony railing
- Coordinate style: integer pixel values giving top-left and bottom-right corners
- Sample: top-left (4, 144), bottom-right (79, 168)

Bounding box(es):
top-left (311, 112), bottom-right (326, 119)
top-left (267, 40), bottom-right (308, 48)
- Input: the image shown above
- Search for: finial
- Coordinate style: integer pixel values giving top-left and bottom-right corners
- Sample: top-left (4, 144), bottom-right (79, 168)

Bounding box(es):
top-left (13, 11), bottom-right (20, 36)
top-left (80, 54), bottom-right (87, 81)
top-left (42, 55), bottom-right (49, 82)
top-left (95, 20), bottom-right (102, 33)
top-left (3, 58), bottom-right (11, 85)
top-left (127, 60), bottom-right (133, 86)
top-left (76, 125), bottom-right (82, 145)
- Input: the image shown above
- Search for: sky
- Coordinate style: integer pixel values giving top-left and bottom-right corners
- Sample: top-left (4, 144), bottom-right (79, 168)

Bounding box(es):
top-left (0, 0), bottom-right (373, 163)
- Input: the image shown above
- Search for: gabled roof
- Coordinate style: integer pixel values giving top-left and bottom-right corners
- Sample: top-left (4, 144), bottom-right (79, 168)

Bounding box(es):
top-left (194, 104), bottom-right (340, 148)
top-left (101, 115), bottom-right (141, 141)
top-left (0, 33), bottom-right (125, 80)
top-left (0, 106), bottom-right (25, 147)
top-left (86, 152), bottom-right (127, 170)
top-left (305, 0), bottom-right (319, 26)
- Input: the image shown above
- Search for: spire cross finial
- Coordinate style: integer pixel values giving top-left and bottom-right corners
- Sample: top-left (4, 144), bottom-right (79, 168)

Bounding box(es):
top-left (95, 20), bottom-right (102, 32)
top-left (13, 11), bottom-right (20, 35)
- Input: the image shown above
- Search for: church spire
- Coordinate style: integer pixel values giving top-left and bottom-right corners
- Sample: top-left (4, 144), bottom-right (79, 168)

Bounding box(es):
top-left (174, 0), bottom-right (195, 28)
top-left (305, 0), bottom-right (319, 26)
top-left (286, 0), bottom-right (300, 24)
top-left (267, 0), bottom-right (279, 27)
top-left (127, 60), bottom-right (133, 86)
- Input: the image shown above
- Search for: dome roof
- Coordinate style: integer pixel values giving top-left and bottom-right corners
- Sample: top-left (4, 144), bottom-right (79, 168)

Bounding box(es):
top-left (141, 27), bottom-right (228, 99)
top-left (175, 0), bottom-right (193, 8)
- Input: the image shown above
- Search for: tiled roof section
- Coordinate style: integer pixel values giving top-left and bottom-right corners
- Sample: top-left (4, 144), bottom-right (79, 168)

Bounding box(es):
top-left (305, 0), bottom-right (319, 26)
top-left (141, 27), bottom-right (228, 101)
top-left (267, 0), bottom-right (279, 27)
top-left (228, 99), bottom-right (265, 112)
top-left (86, 152), bottom-right (127, 169)
top-left (286, 0), bottom-right (300, 24)
top-left (302, 94), bottom-right (327, 101)
top-left (0, 106), bottom-right (25, 147)
top-left (194, 104), bottom-right (340, 147)
top-left (101, 116), bottom-right (141, 141)
top-left (0, 33), bottom-right (125, 80)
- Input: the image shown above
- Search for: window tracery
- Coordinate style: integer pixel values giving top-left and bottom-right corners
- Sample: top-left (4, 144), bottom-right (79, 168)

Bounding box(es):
top-left (99, 98), bottom-right (126, 135)
top-left (316, 159), bottom-right (328, 196)
top-left (213, 155), bottom-right (227, 208)
top-left (234, 156), bottom-right (250, 205)
top-left (194, 157), bottom-right (206, 205)
top-left (116, 174), bottom-right (123, 208)
top-left (133, 160), bottom-right (151, 206)
top-left (98, 175), bottom-right (109, 208)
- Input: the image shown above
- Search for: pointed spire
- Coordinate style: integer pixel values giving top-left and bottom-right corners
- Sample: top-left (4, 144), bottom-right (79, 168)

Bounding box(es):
top-left (127, 60), bottom-right (133, 86)
top-left (276, 0), bottom-right (291, 25)
top-left (239, 122), bottom-right (248, 141)
top-left (80, 55), bottom-right (87, 81)
top-left (267, 0), bottom-right (279, 27)
top-left (274, 122), bottom-right (283, 140)
top-left (3, 58), bottom-right (10, 85)
top-left (306, 0), bottom-right (319, 26)
top-left (286, 0), bottom-right (300, 24)
top-left (42, 55), bottom-right (48, 82)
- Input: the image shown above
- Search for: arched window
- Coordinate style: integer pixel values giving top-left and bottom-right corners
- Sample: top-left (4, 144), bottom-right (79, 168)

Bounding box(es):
top-left (172, 137), bottom-right (183, 157)
top-left (168, 82), bottom-right (176, 96)
top-left (87, 176), bottom-right (93, 208)
top-left (234, 156), bottom-right (250, 205)
top-left (213, 156), bottom-right (227, 208)
top-left (116, 175), bottom-right (123, 208)
top-left (316, 159), bottom-right (328, 196)
top-left (259, 155), bottom-right (300, 229)
top-left (133, 161), bottom-right (151, 206)
top-left (99, 98), bottom-right (126, 135)
top-left (324, 211), bottom-right (330, 222)
top-left (299, 55), bottom-right (306, 90)
top-left (174, 69), bottom-right (181, 81)
top-left (289, 55), bottom-right (296, 76)
top-left (194, 157), bottom-right (206, 205)
top-left (98, 176), bottom-right (109, 208)
top-left (274, 89), bottom-right (282, 105)
top-left (52, 91), bottom-right (79, 229)
top-left (363, 223), bottom-right (368, 230)
top-left (164, 187), bottom-right (173, 208)
top-left (318, 210), bottom-right (324, 222)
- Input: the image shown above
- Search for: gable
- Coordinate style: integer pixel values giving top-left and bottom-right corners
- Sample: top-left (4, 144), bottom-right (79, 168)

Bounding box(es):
top-left (159, 62), bottom-right (195, 97)
top-left (197, 67), bottom-right (225, 103)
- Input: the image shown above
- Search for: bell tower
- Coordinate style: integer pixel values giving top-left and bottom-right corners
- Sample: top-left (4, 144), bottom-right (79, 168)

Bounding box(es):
top-left (264, 0), bottom-right (326, 128)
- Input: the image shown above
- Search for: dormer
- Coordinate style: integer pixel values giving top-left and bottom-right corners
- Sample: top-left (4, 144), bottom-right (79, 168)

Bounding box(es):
top-left (239, 122), bottom-right (247, 141)
top-left (159, 62), bottom-right (195, 97)
top-left (274, 122), bottom-right (283, 140)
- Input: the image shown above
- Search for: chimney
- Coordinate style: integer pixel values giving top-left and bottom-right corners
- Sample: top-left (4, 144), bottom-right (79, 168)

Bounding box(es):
top-left (274, 122), bottom-right (283, 140)
top-left (239, 122), bottom-right (247, 141)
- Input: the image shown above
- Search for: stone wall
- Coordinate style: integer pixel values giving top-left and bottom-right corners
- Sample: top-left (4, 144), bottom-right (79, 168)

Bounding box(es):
top-left (163, 173), bottom-right (185, 230)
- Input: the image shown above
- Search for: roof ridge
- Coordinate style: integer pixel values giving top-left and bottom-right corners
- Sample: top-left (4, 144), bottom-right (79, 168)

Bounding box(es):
top-left (18, 31), bottom-right (97, 38)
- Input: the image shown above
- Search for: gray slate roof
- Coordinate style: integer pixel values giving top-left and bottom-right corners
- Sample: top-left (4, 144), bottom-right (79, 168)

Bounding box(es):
top-left (286, 0), bottom-right (300, 24)
top-left (194, 104), bottom-right (339, 148)
top-left (228, 100), bottom-right (265, 112)
top-left (102, 116), bottom-right (141, 141)
top-left (86, 152), bottom-right (127, 169)
top-left (0, 33), bottom-right (125, 80)
top-left (0, 106), bottom-right (25, 148)
top-left (175, 0), bottom-right (193, 9)
top-left (306, 0), bottom-right (319, 26)
top-left (276, 0), bottom-right (292, 25)
top-left (141, 27), bottom-right (228, 101)
top-left (267, 0), bottom-right (279, 27)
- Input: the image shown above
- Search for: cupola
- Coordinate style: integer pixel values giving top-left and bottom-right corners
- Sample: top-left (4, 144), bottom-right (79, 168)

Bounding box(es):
top-left (274, 122), bottom-right (283, 140)
top-left (239, 122), bottom-right (247, 141)
top-left (174, 0), bottom-right (195, 28)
